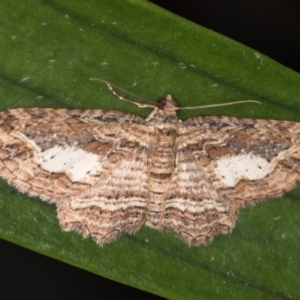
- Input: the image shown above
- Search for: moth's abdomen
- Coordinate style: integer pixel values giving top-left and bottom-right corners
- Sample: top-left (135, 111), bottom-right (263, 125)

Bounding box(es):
top-left (146, 127), bottom-right (177, 228)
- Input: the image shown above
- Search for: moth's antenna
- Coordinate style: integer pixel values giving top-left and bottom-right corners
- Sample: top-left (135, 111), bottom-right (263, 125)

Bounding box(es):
top-left (179, 100), bottom-right (261, 110)
top-left (90, 78), bottom-right (261, 110)
top-left (90, 78), bottom-right (157, 109)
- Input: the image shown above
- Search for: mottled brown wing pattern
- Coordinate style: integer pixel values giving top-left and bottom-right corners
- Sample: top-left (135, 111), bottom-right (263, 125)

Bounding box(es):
top-left (0, 108), bottom-right (152, 245)
top-left (159, 115), bottom-right (300, 245)
top-left (181, 116), bottom-right (300, 203)
top-left (57, 146), bottom-right (149, 244)
top-left (162, 145), bottom-right (236, 245)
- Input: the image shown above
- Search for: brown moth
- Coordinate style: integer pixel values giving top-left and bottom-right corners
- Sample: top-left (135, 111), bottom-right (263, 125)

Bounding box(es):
top-left (0, 80), bottom-right (299, 246)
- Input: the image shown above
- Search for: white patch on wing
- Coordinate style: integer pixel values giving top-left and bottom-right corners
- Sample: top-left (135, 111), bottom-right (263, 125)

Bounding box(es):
top-left (215, 153), bottom-right (272, 187)
top-left (38, 145), bottom-right (101, 182)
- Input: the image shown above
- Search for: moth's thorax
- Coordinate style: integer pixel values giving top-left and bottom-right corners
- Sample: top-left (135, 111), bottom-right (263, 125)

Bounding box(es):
top-left (146, 94), bottom-right (179, 124)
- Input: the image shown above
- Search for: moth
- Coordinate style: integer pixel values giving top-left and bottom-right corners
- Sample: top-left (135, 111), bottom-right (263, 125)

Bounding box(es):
top-left (0, 79), bottom-right (299, 246)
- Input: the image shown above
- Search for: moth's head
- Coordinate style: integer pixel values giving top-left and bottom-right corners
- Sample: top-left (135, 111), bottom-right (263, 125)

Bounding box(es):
top-left (157, 95), bottom-right (180, 113)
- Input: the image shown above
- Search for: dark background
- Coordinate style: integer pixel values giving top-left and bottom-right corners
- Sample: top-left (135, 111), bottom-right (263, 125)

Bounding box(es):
top-left (151, 0), bottom-right (300, 73)
top-left (2, 1), bottom-right (300, 299)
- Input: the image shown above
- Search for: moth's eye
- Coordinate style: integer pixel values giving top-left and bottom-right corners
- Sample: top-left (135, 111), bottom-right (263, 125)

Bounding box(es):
top-left (157, 98), bottom-right (168, 110)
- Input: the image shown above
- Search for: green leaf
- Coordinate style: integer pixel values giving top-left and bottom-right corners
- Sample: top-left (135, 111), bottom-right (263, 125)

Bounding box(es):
top-left (0, 0), bottom-right (300, 299)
